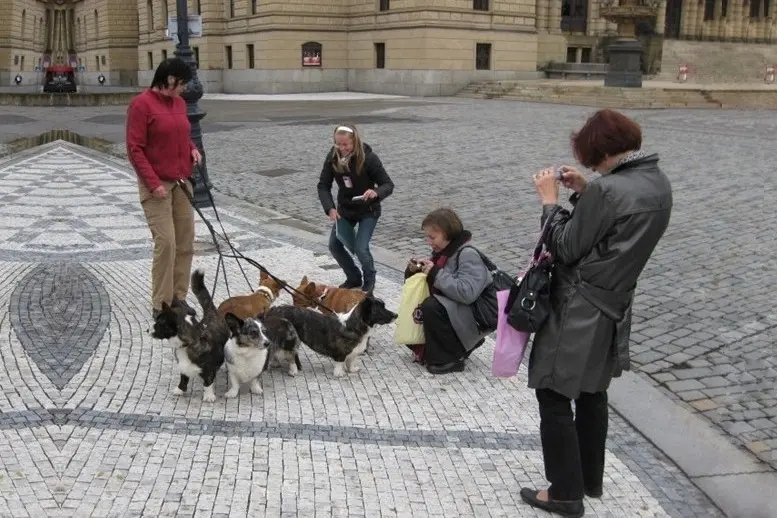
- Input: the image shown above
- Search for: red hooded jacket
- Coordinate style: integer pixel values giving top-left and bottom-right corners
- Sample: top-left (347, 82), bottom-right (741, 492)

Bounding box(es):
top-left (126, 89), bottom-right (197, 192)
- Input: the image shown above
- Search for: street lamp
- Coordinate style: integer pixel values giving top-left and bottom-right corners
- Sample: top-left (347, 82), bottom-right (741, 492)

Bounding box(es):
top-left (174, 0), bottom-right (211, 208)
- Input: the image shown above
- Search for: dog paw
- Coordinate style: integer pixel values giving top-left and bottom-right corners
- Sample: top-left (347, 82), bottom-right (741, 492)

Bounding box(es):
top-left (202, 386), bottom-right (217, 403)
top-left (333, 364), bottom-right (346, 378)
top-left (346, 363), bottom-right (361, 373)
top-left (250, 380), bottom-right (263, 394)
top-left (172, 387), bottom-right (185, 396)
top-left (287, 365), bottom-right (298, 377)
top-left (224, 389), bottom-right (239, 399)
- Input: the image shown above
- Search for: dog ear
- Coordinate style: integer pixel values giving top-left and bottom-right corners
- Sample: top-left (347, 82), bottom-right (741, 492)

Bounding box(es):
top-left (161, 301), bottom-right (171, 312)
top-left (224, 312), bottom-right (243, 335)
top-left (304, 282), bottom-right (317, 295)
top-left (300, 275), bottom-right (308, 285)
top-left (260, 270), bottom-right (269, 282)
top-left (358, 296), bottom-right (374, 320)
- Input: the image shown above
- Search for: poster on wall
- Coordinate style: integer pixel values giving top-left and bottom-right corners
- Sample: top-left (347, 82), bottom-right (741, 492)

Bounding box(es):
top-left (167, 15), bottom-right (202, 45)
top-left (302, 42), bottom-right (322, 67)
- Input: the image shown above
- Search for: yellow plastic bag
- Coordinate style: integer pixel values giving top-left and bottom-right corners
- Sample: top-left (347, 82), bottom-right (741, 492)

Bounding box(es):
top-left (393, 273), bottom-right (430, 345)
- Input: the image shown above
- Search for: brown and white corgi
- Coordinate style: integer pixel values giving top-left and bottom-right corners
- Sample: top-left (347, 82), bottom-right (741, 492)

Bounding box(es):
top-left (292, 275), bottom-right (366, 315)
top-left (217, 270), bottom-right (284, 320)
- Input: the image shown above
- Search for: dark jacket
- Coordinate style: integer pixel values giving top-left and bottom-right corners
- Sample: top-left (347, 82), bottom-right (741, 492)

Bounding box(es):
top-left (528, 152), bottom-right (673, 399)
top-left (317, 143), bottom-right (394, 221)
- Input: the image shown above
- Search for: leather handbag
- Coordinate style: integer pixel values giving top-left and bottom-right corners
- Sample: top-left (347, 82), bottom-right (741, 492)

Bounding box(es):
top-left (505, 214), bottom-right (556, 333)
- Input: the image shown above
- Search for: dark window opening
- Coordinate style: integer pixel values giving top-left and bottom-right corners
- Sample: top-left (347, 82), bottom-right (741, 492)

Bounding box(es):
top-left (475, 43), bottom-right (491, 70)
top-left (581, 47), bottom-right (592, 63)
top-left (375, 42), bottom-right (385, 69)
top-left (474, 0), bottom-right (489, 10)
top-left (226, 45), bottom-right (233, 69)
top-left (379, 0), bottom-right (390, 11)
top-left (247, 44), bottom-right (255, 68)
top-left (566, 47), bottom-right (577, 63)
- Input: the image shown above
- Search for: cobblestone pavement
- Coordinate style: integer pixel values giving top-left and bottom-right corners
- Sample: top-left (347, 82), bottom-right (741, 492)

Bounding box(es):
top-left (0, 142), bottom-right (724, 516)
top-left (159, 99), bottom-right (773, 472)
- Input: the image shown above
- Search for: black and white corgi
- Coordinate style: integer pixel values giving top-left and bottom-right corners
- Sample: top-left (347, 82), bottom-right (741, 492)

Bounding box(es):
top-left (149, 270), bottom-right (229, 402)
top-left (223, 313), bottom-right (271, 397)
top-left (264, 295), bottom-right (397, 377)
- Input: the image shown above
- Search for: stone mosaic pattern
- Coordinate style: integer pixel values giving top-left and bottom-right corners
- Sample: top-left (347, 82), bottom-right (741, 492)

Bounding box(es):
top-left (198, 102), bottom-right (777, 470)
top-left (9, 263), bottom-right (111, 390)
top-left (0, 143), bottom-right (724, 516)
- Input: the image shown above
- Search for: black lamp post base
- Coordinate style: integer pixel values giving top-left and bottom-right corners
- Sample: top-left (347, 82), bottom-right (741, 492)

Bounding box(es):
top-left (605, 39), bottom-right (644, 88)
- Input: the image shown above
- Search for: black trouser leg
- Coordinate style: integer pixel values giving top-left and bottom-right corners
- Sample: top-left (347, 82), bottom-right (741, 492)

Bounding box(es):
top-left (536, 388), bottom-right (585, 501)
top-left (420, 296), bottom-right (466, 365)
top-left (575, 391), bottom-right (608, 494)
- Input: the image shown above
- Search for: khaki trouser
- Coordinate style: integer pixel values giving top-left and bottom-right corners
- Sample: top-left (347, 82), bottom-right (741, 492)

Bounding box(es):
top-left (138, 179), bottom-right (195, 311)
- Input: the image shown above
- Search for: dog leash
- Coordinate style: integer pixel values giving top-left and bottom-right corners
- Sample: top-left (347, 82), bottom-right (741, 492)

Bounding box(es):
top-left (177, 168), bottom-right (338, 314)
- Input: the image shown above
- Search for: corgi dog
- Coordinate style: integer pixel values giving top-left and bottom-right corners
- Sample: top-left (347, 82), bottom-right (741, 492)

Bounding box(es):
top-left (264, 295), bottom-right (397, 377)
top-left (292, 275), bottom-right (366, 314)
top-left (149, 270), bottom-right (229, 402)
top-left (217, 270), bottom-right (284, 320)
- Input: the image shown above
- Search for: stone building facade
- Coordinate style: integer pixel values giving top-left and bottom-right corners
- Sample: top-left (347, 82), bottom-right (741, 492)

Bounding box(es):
top-left (1, 0), bottom-right (775, 90)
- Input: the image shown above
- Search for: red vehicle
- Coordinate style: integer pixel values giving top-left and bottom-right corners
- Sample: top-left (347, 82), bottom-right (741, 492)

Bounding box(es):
top-left (43, 65), bottom-right (77, 93)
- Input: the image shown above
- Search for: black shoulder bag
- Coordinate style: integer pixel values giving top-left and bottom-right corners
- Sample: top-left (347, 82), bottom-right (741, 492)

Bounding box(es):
top-left (455, 246), bottom-right (518, 333)
top-left (505, 213), bottom-right (557, 333)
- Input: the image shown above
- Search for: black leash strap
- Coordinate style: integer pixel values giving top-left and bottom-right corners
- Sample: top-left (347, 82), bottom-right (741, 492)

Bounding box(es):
top-left (177, 171), bottom-right (338, 314)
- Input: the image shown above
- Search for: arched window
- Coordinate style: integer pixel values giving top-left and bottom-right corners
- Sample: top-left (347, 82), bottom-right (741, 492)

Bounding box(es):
top-left (94, 9), bottom-right (99, 39)
top-left (21, 10), bottom-right (26, 39)
top-left (301, 41), bottom-right (322, 67)
top-left (39, 18), bottom-right (43, 44)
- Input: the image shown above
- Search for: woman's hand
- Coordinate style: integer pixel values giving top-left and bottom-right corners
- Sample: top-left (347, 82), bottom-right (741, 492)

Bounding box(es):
top-left (362, 189), bottom-right (378, 200)
top-left (328, 208), bottom-right (339, 222)
top-left (191, 148), bottom-right (202, 165)
top-left (533, 168), bottom-right (560, 205)
top-left (558, 166), bottom-right (588, 194)
top-left (151, 185), bottom-right (168, 199)
top-left (419, 260), bottom-right (435, 274)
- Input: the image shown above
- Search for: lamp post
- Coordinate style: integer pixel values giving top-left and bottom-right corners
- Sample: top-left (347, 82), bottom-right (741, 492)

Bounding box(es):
top-left (174, 0), bottom-right (210, 208)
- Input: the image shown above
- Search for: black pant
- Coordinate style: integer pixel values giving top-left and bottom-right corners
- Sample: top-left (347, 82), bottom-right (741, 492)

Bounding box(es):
top-left (421, 296), bottom-right (466, 365)
top-left (536, 388), bottom-right (608, 501)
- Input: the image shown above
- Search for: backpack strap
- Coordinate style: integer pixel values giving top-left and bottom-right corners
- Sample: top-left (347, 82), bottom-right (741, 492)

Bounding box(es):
top-left (454, 245), bottom-right (496, 272)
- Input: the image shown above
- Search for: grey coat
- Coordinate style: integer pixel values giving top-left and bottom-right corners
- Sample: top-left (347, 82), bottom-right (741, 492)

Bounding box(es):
top-left (528, 152), bottom-right (673, 399)
top-left (431, 245), bottom-right (492, 350)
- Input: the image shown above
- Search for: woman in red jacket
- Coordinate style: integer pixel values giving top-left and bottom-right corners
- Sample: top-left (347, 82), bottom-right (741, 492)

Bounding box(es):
top-left (126, 58), bottom-right (202, 319)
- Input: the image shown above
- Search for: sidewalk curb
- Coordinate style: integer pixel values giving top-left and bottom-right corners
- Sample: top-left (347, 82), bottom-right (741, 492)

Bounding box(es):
top-left (608, 373), bottom-right (777, 518)
top-left (214, 191), bottom-right (777, 518)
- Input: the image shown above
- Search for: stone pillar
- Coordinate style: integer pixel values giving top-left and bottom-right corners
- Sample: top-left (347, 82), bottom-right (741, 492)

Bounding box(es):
top-left (656, 0), bottom-right (668, 34)
top-left (48, 10), bottom-right (55, 51)
top-left (548, 0), bottom-right (562, 34)
top-left (536, 0), bottom-right (548, 31)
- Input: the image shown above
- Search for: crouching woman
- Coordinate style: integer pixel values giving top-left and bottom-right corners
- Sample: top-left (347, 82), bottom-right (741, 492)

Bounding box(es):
top-left (405, 208), bottom-right (491, 375)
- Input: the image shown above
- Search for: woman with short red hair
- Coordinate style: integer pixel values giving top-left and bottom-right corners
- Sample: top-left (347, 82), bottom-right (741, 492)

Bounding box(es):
top-left (520, 109), bottom-right (673, 517)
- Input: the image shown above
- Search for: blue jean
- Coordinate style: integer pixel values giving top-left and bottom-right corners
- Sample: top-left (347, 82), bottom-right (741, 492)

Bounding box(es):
top-left (329, 216), bottom-right (378, 288)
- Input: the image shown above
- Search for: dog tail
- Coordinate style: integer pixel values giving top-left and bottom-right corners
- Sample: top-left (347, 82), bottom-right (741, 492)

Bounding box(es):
top-left (191, 269), bottom-right (216, 314)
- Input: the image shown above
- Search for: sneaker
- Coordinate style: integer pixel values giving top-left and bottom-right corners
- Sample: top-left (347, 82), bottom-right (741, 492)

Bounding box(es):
top-left (172, 296), bottom-right (196, 316)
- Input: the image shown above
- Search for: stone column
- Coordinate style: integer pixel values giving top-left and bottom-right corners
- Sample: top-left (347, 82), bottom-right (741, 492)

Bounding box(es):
top-left (548, 0), bottom-right (562, 34)
top-left (48, 10), bottom-right (55, 51)
top-left (536, 0), bottom-right (548, 31)
top-left (656, 0), bottom-right (668, 34)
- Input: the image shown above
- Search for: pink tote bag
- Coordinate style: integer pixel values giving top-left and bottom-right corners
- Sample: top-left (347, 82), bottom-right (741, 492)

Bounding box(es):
top-left (492, 282), bottom-right (530, 378)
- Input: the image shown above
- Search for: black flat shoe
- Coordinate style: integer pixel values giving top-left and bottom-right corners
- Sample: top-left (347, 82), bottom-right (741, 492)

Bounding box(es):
top-left (426, 361), bottom-right (465, 375)
top-left (519, 488), bottom-right (584, 517)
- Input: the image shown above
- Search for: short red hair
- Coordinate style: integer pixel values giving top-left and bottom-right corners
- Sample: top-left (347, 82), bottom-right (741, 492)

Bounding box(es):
top-left (571, 109), bottom-right (642, 169)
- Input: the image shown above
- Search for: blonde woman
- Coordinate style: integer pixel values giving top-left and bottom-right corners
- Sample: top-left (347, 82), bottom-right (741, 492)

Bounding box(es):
top-left (317, 124), bottom-right (394, 293)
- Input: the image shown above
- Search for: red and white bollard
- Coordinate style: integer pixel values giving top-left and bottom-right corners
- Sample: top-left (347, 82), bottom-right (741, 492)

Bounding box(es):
top-left (677, 63), bottom-right (689, 83)
top-left (765, 64), bottom-right (775, 84)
